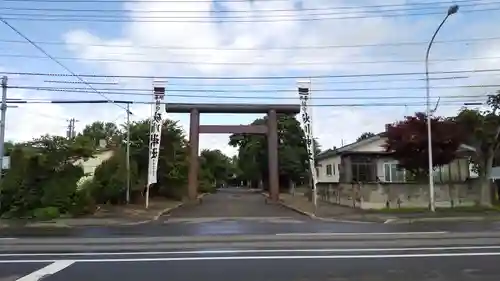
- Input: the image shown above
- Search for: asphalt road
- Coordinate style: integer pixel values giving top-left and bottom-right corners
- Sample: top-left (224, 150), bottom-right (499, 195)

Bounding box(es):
top-left (2, 188), bottom-right (500, 238)
top-left (165, 187), bottom-right (306, 218)
top-left (3, 246), bottom-right (500, 280)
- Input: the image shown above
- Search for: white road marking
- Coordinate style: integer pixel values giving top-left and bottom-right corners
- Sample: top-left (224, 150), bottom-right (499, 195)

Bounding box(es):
top-left (2, 252), bottom-right (500, 263)
top-left (0, 238), bottom-right (17, 240)
top-left (15, 260), bottom-right (74, 281)
top-left (1, 245), bottom-right (500, 257)
top-left (275, 231), bottom-right (448, 236)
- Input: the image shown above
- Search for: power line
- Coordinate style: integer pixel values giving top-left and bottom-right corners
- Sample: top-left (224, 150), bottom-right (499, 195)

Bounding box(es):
top-left (8, 86), bottom-right (495, 99)
top-left (1, 35), bottom-right (498, 51)
top-left (1, 0), bottom-right (491, 13)
top-left (3, 7), bottom-right (497, 23)
top-left (10, 84), bottom-right (500, 93)
top-left (3, 68), bottom-right (500, 80)
top-left (2, 0), bottom-right (304, 2)
top-left (14, 76), bottom-right (464, 87)
top-left (5, 1), bottom-right (499, 16)
top-left (3, 52), bottom-right (500, 65)
top-left (0, 17), bottom-right (129, 111)
top-left (3, 99), bottom-right (482, 108)
top-left (1, 0), bottom-right (475, 3)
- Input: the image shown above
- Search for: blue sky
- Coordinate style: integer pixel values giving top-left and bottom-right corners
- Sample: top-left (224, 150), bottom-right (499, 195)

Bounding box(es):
top-left (1, 0), bottom-right (500, 155)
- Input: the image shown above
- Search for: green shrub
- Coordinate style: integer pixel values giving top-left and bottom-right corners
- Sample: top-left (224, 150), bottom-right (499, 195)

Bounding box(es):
top-left (198, 180), bottom-right (216, 194)
top-left (33, 206), bottom-right (60, 220)
top-left (69, 188), bottom-right (96, 216)
top-left (90, 148), bottom-right (138, 204)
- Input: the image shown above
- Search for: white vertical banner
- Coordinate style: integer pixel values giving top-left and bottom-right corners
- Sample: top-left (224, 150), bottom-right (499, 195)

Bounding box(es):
top-left (146, 80), bottom-right (166, 208)
top-left (297, 80), bottom-right (317, 208)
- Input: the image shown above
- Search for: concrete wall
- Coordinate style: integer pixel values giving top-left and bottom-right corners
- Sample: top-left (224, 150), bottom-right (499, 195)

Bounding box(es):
top-left (317, 181), bottom-right (480, 209)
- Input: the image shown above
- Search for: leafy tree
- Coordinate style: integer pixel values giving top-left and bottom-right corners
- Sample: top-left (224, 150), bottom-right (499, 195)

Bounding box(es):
top-left (0, 136), bottom-right (89, 218)
top-left (356, 132), bottom-right (376, 142)
top-left (229, 114), bottom-right (310, 189)
top-left (384, 112), bottom-right (464, 180)
top-left (199, 149), bottom-right (233, 192)
top-left (453, 92), bottom-right (500, 206)
top-left (122, 119), bottom-right (189, 200)
top-left (81, 121), bottom-right (120, 148)
top-left (90, 148), bottom-right (139, 204)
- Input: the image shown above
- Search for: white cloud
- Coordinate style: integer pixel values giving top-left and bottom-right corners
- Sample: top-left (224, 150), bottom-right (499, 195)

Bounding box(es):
top-left (4, 0), bottom-right (500, 156)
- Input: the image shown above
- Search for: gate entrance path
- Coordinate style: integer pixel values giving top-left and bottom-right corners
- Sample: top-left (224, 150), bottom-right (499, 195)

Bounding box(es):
top-left (165, 103), bottom-right (300, 203)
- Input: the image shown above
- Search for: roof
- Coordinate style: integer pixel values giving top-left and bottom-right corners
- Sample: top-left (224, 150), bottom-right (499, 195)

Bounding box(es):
top-left (316, 133), bottom-right (476, 161)
top-left (316, 133), bottom-right (385, 160)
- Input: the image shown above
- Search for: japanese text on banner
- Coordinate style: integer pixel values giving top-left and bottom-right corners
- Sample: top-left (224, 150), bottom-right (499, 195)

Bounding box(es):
top-left (298, 86), bottom-right (317, 187)
top-left (147, 88), bottom-right (165, 186)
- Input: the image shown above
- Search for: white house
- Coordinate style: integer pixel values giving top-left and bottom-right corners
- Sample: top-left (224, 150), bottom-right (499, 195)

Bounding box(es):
top-left (316, 133), bottom-right (472, 184)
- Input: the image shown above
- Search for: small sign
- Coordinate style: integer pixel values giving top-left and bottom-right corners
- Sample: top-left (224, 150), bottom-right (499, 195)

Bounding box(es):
top-left (99, 139), bottom-right (107, 149)
top-left (2, 156), bottom-right (10, 169)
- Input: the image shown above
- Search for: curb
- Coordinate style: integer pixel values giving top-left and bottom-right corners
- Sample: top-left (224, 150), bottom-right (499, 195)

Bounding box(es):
top-left (0, 194), bottom-right (212, 229)
top-left (151, 193), bottom-right (210, 222)
top-left (384, 215), bottom-right (500, 224)
top-left (260, 193), bottom-right (374, 224)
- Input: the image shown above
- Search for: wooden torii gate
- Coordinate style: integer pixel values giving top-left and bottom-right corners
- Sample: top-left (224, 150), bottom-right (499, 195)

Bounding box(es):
top-left (165, 103), bottom-right (300, 202)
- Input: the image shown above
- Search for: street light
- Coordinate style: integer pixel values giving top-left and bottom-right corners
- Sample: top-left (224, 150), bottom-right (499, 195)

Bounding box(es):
top-left (425, 4), bottom-right (459, 212)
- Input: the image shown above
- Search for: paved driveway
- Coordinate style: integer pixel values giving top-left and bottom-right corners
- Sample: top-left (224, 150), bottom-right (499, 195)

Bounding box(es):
top-left (164, 187), bottom-right (307, 219)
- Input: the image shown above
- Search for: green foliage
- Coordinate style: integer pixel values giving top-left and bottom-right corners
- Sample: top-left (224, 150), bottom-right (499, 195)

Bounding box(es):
top-left (356, 132), bottom-right (376, 142)
top-left (123, 119), bottom-right (189, 200)
top-left (229, 114), bottom-right (311, 189)
top-left (90, 148), bottom-right (139, 204)
top-left (33, 207), bottom-right (60, 220)
top-left (80, 121), bottom-right (121, 148)
top-left (453, 92), bottom-right (500, 206)
top-left (0, 137), bottom-right (88, 219)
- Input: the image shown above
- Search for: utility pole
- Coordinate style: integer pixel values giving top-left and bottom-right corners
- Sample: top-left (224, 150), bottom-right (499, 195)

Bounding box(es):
top-left (0, 76), bottom-right (8, 181)
top-left (126, 103), bottom-right (131, 204)
top-left (66, 118), bottom-right (79, 139)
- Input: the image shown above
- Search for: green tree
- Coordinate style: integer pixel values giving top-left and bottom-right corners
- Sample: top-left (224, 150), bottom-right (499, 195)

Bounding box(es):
top-left (229, 114), bottom-right (310, 189)
top-left (199, 149), bottom-right (233, 190)
top-left (356, 132), bottom-right (376, 142)
top-left (81, 121), bottom-right (120, 148)
top-left (0, 136), bottom-right (90, 218)
top-left (454, 92), bottom-right (500, 206)
top-left (123, 119), bottom-right (189, 200)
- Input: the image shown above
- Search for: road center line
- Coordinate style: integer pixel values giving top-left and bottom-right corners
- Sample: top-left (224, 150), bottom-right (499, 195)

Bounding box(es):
top-left (3, 252), bottom-right (500, 263)
top-left (15, 260), bottom-right (75, 281)
top-left (1, 245), bottom-right (500, 257)
top-left (275, 231), bottom-right (448, 236)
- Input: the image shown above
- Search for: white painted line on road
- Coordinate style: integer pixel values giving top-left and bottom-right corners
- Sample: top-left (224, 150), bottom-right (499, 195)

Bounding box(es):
top-left (3, 245), bottom-right (500, 257)
top-left (0, 238), bottom-right (17, 240)
top-left (15, 260), bottom-right (74, 281)
top-left (275, 231), bottom-right (448, 236)
top-left (3, 252), bottom-right (500, 263)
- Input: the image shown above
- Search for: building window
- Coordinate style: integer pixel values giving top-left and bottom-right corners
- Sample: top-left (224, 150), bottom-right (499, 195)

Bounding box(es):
top-left (384, 163), bottom-right (406, 182)
top-left (315, 167), bottom-right (319, 178)
top-left (326, 164), bottom-right (333, 176)
top-left (351, 163), bottom-right (375, 182)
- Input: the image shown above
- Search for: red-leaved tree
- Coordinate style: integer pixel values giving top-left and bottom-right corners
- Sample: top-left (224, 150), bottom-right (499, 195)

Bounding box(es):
top-left (384, 112), bottom-right (464, 179)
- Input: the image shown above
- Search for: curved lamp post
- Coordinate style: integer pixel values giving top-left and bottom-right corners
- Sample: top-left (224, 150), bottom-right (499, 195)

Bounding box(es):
top-left (426, 4), bottom-right (459, 212)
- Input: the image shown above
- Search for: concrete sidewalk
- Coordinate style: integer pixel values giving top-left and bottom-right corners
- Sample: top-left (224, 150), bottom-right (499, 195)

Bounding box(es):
top-left (272, 192), bottom-right (500, 224)
top-left (0, 195), bottom-right (206, 229)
